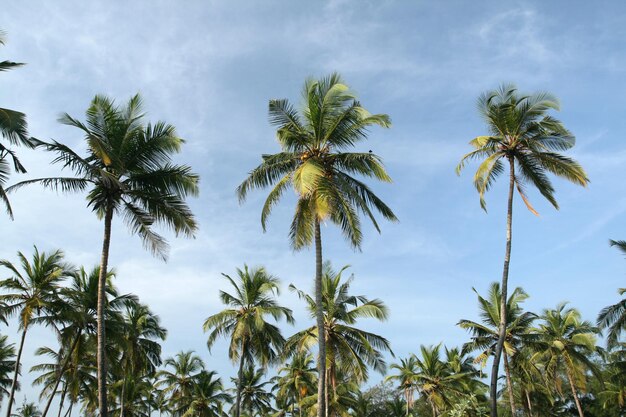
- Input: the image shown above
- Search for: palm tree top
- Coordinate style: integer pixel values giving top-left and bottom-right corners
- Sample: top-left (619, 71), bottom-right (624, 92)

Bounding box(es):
top-left (456, 83), bottom-right (589, 214)
top-left (8, 94), bottom-right (199, 259)
top-left (236, 73), bottom-right (397, 250)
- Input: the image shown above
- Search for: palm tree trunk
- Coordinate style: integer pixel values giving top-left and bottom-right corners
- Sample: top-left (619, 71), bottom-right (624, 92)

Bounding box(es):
top-left (490, 158), bottom-right (515, 417)
top-left (5, 325), bottom-right (28, 417)
top-left (42, 332), bottom-right (82, 417)
top-left (64, 401), bottom-right (73, 417)
top-left (503, 352), bottom-right (516, 415)
top-left (235, 341), bottom-right (246, 417)
top-left (430, 401), bottom-right (437, 417)
top-left (57, 382), bottom-right (67, 417)
top-left (314, 219), bottom-right (326, 417)
top-left (120, 378), bottom-right (126, 417)
top-left (524, 389), bottom-right (533, 417)
top-left (405, 388), bottom-right (410, 417)
top-left (565, 367), bottom-right (584, 417)
top-left (97, 203), bottom-right (114, 417)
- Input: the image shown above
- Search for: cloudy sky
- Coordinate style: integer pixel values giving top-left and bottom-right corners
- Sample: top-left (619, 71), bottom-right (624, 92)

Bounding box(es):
top-left (3, 0), bottom-right (626, 407)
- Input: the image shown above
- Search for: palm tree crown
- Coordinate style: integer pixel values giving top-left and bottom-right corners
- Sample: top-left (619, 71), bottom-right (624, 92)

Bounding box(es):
top-left (456, 84), bottom-right (588, 213)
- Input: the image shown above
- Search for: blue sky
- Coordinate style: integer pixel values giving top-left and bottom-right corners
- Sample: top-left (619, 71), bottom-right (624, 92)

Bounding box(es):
top-left (3, 0), bottom-right (626, 406)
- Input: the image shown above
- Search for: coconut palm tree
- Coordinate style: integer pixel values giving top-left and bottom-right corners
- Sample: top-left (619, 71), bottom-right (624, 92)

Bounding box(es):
top-left (286, 262), bottom-right (391, 416)
top-left (183, 371), bottom-right (231, 417)
top-left (409, 344), bottom-right (475, 417)
top-left (531, 304), bottom-right (600, 417)
top-left (597, 240), bottom-right (626, 348)
top-left (386, 356), bottom-right (419, 417)
top-left (33, 266), bottom-right (132, 417)
top-left (457, 283), bottom-right (536, 415)
top-left (203, 265), bottom-right (293, 417)
top-left (274, 352), bottom-right (317, 417)
top-left (234, 366), bottom-right (274, 417)
top-left (0, 334), bottom-right (16, 403)
top-left (0, 247), bottom-right (73, 417)
top-left (237, 73), bottom-right (397, 417)
top-left (9, 94), bottom-right (199, 417)
top-left (11, 402), bottom-right (41, 417)
top-left (114, 302), bottom-right (166, 417)
top-left (156, 351), bottom-right (204, 417)
top-left (456, 84), bottom-right (588, 417)
top-left (0, 30), bottom-right (35, 219)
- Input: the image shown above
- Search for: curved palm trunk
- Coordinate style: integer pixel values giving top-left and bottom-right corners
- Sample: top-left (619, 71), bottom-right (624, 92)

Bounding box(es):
top-left (235, 341), bottom-right (246, 417)
top-left (314, 219), bottom-right (327, 417)
top-left (503, 352), bottom-right (516, 415)
top-left (5, 325), bottom-right (28, 417)
top-left (120, 379), bottom-right (126, 417)
top-left (490, 158), bottom-right (515, 417)
top-left (42, 332), bottom-right (82, 417)
top-left (524, 389), bottom-right (533, 417)
top-left (565, 366), bottom-right (584, 417)
top-left (56, 382), bottom-right (68, 417)
top-left (97, 204), bottom-right (114, 417)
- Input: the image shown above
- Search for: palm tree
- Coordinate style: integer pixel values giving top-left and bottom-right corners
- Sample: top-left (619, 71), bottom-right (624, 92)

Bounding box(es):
top-left (457, 283), bottom-right (536, 415)
top-left (274, 352), bottom-right (317, 417)
top-left (34, 266), bottom-right (132, 417)
top-left (531, 304), bottom-right (600, 417)
top-left (183, 371), bottom-right (231, 417)
top-left (0, 30), bottom-right (35, 219)
top-left (234, 366), bottom-right (275, 417)
top-left (0, 334), bottom-right (16, 403)
top-left (115, 302), bottom-right (166, 417)
top-left (9, 94), bottom-right (199, 417)
top-left (11, 402), bottom-right (41, 417)
top-left (156, 351), bottom-right (205, 416)
top-left (413, 345), bottom-right (466, 417)
top-left (386, 356), bottom-right (419, 417)
top-left (0, 247), bottom-right (73, 417)
top-left (597, 240), bottom-right (626, 348)
top-left (237, 73), bottom-right (397, 417)
top-left (203, 265), bottom-right (293, 417)
top-left (286, 263), bottom-right (392, 416)
top-left (456, 84), bottom-right (588, 417)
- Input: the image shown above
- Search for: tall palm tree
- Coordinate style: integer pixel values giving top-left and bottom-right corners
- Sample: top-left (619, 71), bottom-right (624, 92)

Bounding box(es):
top-left (0, 334), bottom-right (16, 403)
top-left (203, 265), bottom-right (293, 417)
top-left (531, 304), bottom-right (600, 417)
top-left (0, 247), bottom-right (73, 417)
top-left (156, 351), bottom-right (205, 417)
top-left (237, 73), bottom-right (397, 417)
top-left (386, 356), bottom-right (419, 417)
top-left (9, 94), bottom-right (199, 417)
top-left (0, 30), bottom-right (35, 219)
top-left (456, 84), bottom-right (588, 417)
top-left (409, 345), bottom-right (468, 417)
top-left (114, 302), bottom-right (166, 417)
top-left (234, 366), bottom-right (275, 417)
top-left (457, 283), bottom-right (536, 415)
top-left (274, 352), bottom-right (317, 417)
top-left (286, 263), bottom-right (391, 416)
top-left (183, 371), bottom-right (231, 417)
top-left (597, 240), bottom-right (626, 348)
top-left (11, 402), bottom-right (41, 417)
top-left (34, 266), bottom-right (132, 417)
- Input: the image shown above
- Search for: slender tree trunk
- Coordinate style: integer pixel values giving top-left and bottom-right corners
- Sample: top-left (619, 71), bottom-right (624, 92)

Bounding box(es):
top-left (57, 382), bottom-right (68, 417)
top-left (405, 388), bottom-right (410, 417)
top-left (42, 332), bottom-right (82, 417)
top-left (503, 352), bottom-right (516, 415)
top-left (97, 203), bottom-right (114, 417)
top-left (5, 325), bottom-right (28, 417)
top-left (63, 401), bottom-right (73, 417)
top-left (324, 367), bottom-right (330, 417)
top-left (524, 389), bottom-right (533, 417)
top-left (235, 341), bottom-right (246, 417)
top-left (430, 401), bottom-right (437, 417)
top-left (120, 379), bottom-right (126, 417)
top-left (490, 158), bottom-right (515, 417)
top-left (314, 219), bottom-right (326, 417)
top-left (565, 367), bottom-right (584, 417)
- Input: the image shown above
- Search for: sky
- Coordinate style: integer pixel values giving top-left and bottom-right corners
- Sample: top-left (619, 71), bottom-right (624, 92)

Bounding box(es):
top-left (2, 0), bottom-right (626, 408)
